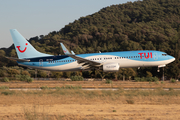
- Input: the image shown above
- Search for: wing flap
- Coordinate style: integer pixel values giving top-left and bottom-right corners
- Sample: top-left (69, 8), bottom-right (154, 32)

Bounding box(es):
top-left (60, 43), bottom-right (102, 68)
top-left (69, 54), bottom-right (101, 66)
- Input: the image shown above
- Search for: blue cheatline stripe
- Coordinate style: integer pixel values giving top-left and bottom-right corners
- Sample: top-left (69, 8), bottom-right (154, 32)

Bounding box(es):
top-left (18, 50), bottom-right (174, 68)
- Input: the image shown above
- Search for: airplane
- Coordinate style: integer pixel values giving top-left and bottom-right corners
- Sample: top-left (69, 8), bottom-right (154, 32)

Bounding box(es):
top-left (8, 29), bottom-right (175, 72)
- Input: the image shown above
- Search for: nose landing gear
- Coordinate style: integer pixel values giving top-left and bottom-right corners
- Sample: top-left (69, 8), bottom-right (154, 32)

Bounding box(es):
top-left (157, 66), bottom-right (165, 81)
top-left (157, 65), bottom-right (166, 72)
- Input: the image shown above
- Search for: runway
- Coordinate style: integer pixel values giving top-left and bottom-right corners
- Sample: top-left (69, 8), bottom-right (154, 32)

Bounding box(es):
top-left (8, 88), bottom-right (180, 91)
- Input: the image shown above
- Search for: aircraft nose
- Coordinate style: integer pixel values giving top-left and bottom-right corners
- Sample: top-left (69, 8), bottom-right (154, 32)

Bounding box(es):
top-left (169, 55), bottom-right (175, 62)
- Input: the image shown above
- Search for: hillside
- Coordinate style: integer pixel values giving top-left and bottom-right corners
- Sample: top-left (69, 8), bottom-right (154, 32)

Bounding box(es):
top-left (1, 0), bottom-right (180, 78)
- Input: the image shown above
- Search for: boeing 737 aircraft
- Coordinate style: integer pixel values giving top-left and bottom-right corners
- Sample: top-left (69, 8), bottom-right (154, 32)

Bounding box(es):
top-left (8, 29), bottom-right (175, 72)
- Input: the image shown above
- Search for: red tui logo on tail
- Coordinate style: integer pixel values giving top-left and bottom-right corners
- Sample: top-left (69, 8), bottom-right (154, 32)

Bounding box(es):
top-left (16, 43), bottom-right (28, 53)
top-left (63, 50), bottom-right (67, 53)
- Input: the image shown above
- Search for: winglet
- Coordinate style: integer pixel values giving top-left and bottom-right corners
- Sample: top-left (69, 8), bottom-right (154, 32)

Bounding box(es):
top-left (60, 43), bottom-right (71, 55)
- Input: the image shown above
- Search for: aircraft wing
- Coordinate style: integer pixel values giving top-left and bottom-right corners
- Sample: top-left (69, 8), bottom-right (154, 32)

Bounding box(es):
top-left (6, 57), bottom-right (30, 62)
top-left (60, 43), bottom-right (102, 69)
top-left (68, 54), bottom-right (102, 66)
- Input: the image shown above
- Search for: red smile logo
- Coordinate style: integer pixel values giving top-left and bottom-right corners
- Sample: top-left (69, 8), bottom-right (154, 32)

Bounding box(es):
top-left (63, 50), bottom-right (67, 53)
top-left (16, 43), bottom-right (28, 53)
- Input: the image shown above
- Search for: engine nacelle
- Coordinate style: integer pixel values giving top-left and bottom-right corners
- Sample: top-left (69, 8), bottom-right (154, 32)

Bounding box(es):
top-left (103, 63), bottom-right (119, 72)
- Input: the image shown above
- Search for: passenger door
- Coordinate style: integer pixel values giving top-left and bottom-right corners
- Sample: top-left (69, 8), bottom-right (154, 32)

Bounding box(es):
top-left (153, 52), bottom-right (158, 60)
top-left (39, 59), bottom-right (43, 67)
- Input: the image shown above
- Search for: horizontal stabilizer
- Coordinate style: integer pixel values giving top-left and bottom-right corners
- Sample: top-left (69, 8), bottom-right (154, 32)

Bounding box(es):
top-left (6, 57), bottom-right (30, 62)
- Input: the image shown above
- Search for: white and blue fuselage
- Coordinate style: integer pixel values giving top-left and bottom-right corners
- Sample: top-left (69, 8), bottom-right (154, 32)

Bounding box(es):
top-left (18, 51), bottom-right (175, 71)
top-left (9, 29), bottom-right (175, 72)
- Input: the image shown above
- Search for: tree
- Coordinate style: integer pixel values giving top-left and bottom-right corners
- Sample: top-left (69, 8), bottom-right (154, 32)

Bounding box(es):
top-left (146, 71), bottom-right (153, 77)
top-left (21, 70), bottom-right (31, 77)
top-left (63, 72), bottom-right (72, 78)
top-left (38, 70), bottom-right (47, 78)
top-left (1, 0), bottom-right (180, 79)
top-left (10, 49), bottom-right (17, 57)
top-left (0, 50), bottom-right (5, 56)
top-left (7, 69), bottom-right (20, 77)
top-left (96, 70), bottom-right (106, 80)
top-left (51, 72), bottom-right (63, 79)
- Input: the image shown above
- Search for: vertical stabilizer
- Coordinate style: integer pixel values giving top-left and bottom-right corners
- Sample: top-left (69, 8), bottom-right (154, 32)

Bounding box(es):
top-left (10, 29), bottom-right (51, 59)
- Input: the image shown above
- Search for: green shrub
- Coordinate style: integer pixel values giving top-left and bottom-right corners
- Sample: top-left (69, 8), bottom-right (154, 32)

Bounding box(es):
top-left (135, 77), bottom-right (159, 82)
top-left (0, 86), bottom-right (9, 89)
top-left (135, 77), bottom-right (141, 82)
top-left (3, 77), bottom-right (9, 82)
top-left (70, 76), bottom-right (84, 81)
top-left (153, 77), bottom-right (159, 82)
top-left (57, 85), bottom-right (82, 89)
top-left (112, 110), bottom-right (116, 112)
top-left (170, 79), bottom-right (176, 83)
top-left (105, 79), bottom-right (112, 84)
top-left (15, 74), bottom-right (21, 80)
top-left (169, 88), bottom-right (174, 91)
top-left (20, 75), bottom-right (33, 83)
top-left (135, 77), bottom-right (146, 82)
top-left (155, 81), bottom-right (159, 85)
top-left (141, 77), bottom-right (146, 82)
top-left (126, 99), bottom-right (134, 104)
top-left (40, 86), bottom-right (49, 90)
top-left (0, 69), bottom-right (5, 77)
top-left (146, 77), bottom-right (159, 82)
top-left (1, 91), bottom-right (14, 95)
top-left (26, 77), bottom-right (33, 83)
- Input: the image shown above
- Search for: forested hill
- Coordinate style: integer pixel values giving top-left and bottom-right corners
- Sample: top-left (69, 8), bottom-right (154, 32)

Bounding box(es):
top-left (1, 0), bottom-right (180, 78)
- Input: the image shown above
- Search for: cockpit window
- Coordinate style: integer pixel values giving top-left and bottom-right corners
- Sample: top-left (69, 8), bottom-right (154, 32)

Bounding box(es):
top-left (162, 54), bottom-right (167, 56)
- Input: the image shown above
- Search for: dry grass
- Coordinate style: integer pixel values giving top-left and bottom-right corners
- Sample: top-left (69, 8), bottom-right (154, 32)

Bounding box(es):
top-left (1, 80), bottom-right (180, 119)
top-left (1, 89), bottom-right (180, 119)
top-left (1, 80), bottom-right (180, 89)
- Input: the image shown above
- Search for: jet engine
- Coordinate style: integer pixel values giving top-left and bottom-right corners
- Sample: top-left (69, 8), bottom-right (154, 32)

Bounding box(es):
top-left (103, 63), bottom-right (119, 72)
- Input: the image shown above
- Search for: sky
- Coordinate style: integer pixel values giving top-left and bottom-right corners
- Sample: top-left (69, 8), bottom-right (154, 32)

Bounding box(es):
top-left (0, 0), bottom-right (138, 48)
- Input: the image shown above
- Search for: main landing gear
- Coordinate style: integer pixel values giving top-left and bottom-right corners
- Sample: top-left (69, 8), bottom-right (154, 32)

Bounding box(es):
top-left (157, 68), bottom-right (160, 72)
